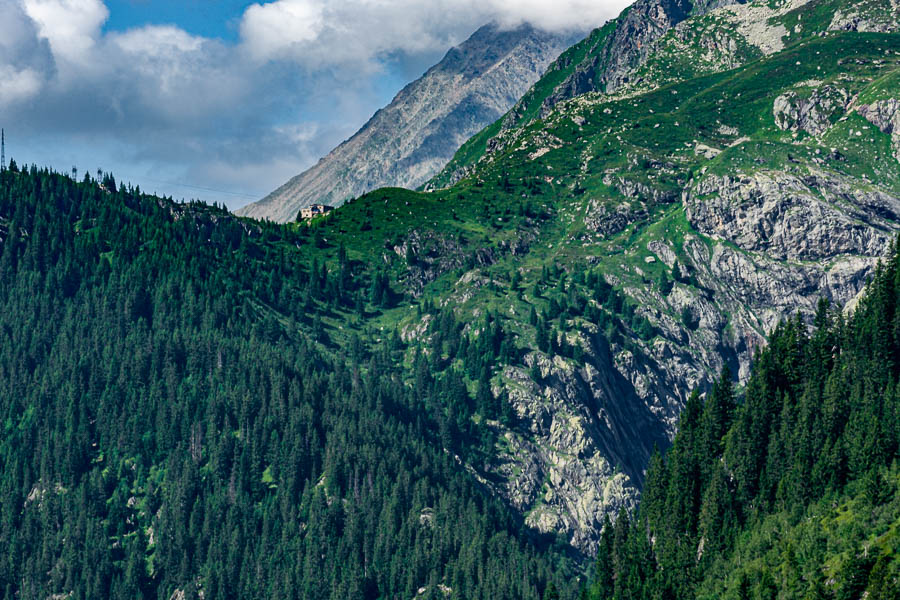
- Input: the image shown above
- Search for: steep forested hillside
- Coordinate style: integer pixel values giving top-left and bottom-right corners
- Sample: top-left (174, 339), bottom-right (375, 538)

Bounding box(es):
top-left (586, 246), bottom-right (900, 599)
top-left (0, 165), bottom-right (581, 599)
top-left (4, 159), bottom-right (898, 599)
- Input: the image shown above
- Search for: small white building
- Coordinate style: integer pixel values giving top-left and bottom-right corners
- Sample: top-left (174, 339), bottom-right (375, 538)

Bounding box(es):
top-left (299, 204), bottom-right (333, 221)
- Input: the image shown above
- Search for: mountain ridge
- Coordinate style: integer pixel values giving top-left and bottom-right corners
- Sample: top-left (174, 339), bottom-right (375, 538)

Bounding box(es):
top-left (427, 0), bottom-right (746, 189)
top-left (309, 0), bottom-right (899, 551)
top-left (238, 23), bottom-right (579, 222)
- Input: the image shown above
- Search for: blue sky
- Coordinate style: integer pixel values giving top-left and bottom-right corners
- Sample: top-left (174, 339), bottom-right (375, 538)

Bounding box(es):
top-left (1, 0), bottom-right (629, 209)
top-left (104, 1), bottom-right (250, 40)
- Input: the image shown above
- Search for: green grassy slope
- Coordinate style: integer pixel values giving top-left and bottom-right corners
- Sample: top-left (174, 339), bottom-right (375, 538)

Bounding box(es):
top-left (315, 33), bottom-right (899, 345)
top-left (429, 0), bottom-right (898, 191)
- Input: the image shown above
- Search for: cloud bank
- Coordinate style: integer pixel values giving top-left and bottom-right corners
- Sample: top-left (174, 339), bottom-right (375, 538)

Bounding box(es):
top-left (239, 0), bottom-right (618, 67)
top-left (1, 0), bottom-right (631, 207)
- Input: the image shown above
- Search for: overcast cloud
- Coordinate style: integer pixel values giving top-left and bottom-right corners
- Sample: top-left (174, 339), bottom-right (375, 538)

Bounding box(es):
top-left (1, 0), bottom-right (631, 208)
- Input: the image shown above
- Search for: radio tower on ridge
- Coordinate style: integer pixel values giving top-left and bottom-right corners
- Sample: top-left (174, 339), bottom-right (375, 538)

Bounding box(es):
top-left (1, 129), bottom-right (5, 172)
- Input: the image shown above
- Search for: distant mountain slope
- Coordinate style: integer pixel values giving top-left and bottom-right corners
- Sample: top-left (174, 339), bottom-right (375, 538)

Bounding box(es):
top-left (237, 23), bottom-right (578, 223)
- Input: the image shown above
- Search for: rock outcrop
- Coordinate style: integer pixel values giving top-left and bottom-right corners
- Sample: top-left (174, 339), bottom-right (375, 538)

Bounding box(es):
top-left (541, 0), bottom-right (740, 115)
top-left (858, 98), bottom-right (900, 161)
top-left (773, 86), bottom-right (853, 136)
top-left (488, 336), bottom-right (668, 553)
top-left (829, 0), bottom-right (900, 33)
top-left (685, 171), bottom-right (895, 260)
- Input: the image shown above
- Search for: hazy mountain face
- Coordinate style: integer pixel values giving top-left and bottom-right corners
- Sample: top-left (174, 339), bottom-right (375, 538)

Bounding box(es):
top-left (237, 23), bottom-right (579, 222)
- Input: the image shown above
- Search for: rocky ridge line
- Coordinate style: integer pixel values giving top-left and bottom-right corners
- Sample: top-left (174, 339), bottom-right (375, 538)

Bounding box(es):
top-left (238, 24), bottom-right (577, 223)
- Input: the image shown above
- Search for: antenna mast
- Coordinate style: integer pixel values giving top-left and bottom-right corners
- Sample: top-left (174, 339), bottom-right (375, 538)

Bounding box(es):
top-left (1, 129), bottom-right (5, 171)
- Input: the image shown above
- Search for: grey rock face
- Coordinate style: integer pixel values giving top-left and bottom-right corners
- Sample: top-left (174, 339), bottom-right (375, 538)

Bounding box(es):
top-left (478, 125), bottom-right (899, 558)
top-left (829, 0), bottom-right (900, 33)
top-left (773, 86), bottom-right (853, 136)
top-left (685, 171), bottom-right (895, 261)
top-left (486, 333), bottom-right (667, 554)
top-left (521, 166), bottom-right (895, 553)
top-left (395, 228), bottom-right (505, 297)
top-left (584, 200), bottom-right (647, 237)
top-left (858, 98), bottom-right (900, 162)
top-left (683, 166), bottom-right (898, 324)
top-left (541, 0), bottom-right (742, 115)
top-left (238, 24), bottom-right (576, 222)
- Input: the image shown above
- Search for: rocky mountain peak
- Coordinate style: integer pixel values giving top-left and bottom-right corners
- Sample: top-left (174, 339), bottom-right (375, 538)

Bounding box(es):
top-left (236, 23), bottom-right (579, 223)
top-left (532, 0), bottom-right (745, 121)
top-left (418, 0), bottom-right (900, 554)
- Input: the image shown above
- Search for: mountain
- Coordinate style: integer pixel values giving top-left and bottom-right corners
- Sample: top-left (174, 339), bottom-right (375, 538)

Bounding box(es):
top-left (1, 0), bottom-right (899, 597)
top-left (237, 23), bottom-right (579, 223)
top-left (402, 0), bottom-right (900, 554)
top-left (427, 0), bottom-right (745, 189)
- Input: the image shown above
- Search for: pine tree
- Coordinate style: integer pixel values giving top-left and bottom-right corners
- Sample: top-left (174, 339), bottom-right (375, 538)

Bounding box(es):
top-left (700, 366), bottom-right (735, 458)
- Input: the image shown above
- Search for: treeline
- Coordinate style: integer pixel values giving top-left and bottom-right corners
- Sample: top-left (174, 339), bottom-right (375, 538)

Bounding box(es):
top-left (0, 166), bottom-right (579, 599)
top-left (586, 242), bottom-right (900, 599)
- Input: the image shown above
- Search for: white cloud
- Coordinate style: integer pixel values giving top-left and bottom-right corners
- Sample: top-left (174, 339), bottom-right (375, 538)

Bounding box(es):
top-left (105, 26), bottom-right (243, 112)
top-left (0, 65), bottom-right (43, 105)
top-left (240, 0), bottom-right (324, 61)
top-left (239, 1), bottom-right (459, 71)
top-left (0, 1), bottom-right (40, 53)
top-left (238, 0), bottom-right (629, 70)
top-left (112, 25), bottom-right (204, 57)
top-left (488, 0), bottom-right (628, 31)
top-left (21, 0), bottom-right (107, 68)
top-left (274, 123), bottom-right (319, 145)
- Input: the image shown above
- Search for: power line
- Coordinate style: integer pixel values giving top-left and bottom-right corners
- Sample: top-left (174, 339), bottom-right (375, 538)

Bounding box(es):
top-left (134, 176), bottom-right (267, 199)
top-left (85, 169), bottom-right (268, 200)
top-left (0, 146), bottom-right (266, 201)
